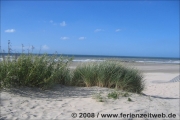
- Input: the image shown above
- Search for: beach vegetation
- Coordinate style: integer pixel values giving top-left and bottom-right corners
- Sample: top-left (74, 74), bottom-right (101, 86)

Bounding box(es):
top-left (0, 54), bottom-right (72, 89)
top-left (72, 61), bottom-right (145, 93)
top-left (121, 92), bottom-right (130, 97)
top-left (107, 91), bottom-right (119, 99)
top-left (92, 92), bottom-right (105, 102)
top-left (128, 97), bottom-right (132, 102)
top-left (71, 62), bottom-right (98, 87)
top-left (1, 41), bottom-right (145, 94)
top-left (0, 41), bottom-right (72, 89)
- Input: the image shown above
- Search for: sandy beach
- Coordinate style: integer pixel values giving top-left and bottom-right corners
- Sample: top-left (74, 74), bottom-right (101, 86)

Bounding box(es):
top-left (0, 62), bottom-right (179, 119)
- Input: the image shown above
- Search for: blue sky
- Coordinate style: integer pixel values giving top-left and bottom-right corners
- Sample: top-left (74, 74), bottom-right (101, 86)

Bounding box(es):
top-left (1, 1), bottom-right (179, 57)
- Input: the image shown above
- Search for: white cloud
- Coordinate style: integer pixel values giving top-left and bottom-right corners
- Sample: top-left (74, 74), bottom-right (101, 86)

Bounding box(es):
top-left (60, 21), bottom-right (66, 26)
top-left (94, 29), bottom-right (104, 32)
top-left (115, 29), bottom-right (121, 32)
top-left (79, 37), bottom-right (86, 40)
top-left (5, 29), bottom-right (15, 33)
top-left (50, 20), bottom-right (53, 23)
top-left (60, 37), bottom-right (69, 40)
top-left (42, 45), bottom-right (49, 50)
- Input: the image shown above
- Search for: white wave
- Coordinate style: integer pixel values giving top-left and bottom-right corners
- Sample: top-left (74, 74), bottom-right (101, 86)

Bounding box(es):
top-left (73, 59), bottom-right (105, 62)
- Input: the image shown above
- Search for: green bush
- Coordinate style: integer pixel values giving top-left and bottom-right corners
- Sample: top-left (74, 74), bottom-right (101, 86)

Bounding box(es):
top-left (72, 61), bottom-right (145, 93)
top-left (0, 54), bottom-right (71, 89)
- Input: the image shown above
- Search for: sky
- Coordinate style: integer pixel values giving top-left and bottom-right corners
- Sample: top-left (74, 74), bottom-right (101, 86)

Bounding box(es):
top-left (1, 0), bottom-right (179, 58)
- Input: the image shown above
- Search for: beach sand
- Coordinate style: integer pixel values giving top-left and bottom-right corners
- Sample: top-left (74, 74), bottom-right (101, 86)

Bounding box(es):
top-left (0, 62), bottom-right (179, 119)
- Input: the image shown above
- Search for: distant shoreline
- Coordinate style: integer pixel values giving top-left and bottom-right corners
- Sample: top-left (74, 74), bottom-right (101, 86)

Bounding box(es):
top-left (0, 53), bottom-right (179, 59)
top-left (0, 53), bottom-right (179, 64)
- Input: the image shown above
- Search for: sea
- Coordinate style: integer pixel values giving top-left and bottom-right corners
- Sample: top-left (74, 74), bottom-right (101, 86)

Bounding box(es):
top-left (0, 53), bottom-right (179, 64)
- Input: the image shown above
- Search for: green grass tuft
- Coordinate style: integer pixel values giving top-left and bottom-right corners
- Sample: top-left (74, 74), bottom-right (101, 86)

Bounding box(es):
top-left (121, 92), bottom-right (130, 97)
top-left (72, 61), bottom-right (145, 93)
top-left (0, 54), bottom-right (71, 89)
top-left (108, 91), bottom-right (119, 99)
top-left (92, 92), bottom-right (105, 102)
top-left (128, 97), bottom-right (132, 102)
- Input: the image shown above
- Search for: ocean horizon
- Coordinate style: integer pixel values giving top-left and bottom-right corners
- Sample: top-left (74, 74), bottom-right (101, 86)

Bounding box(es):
top-left (0, 53), bottom-right (179, 64)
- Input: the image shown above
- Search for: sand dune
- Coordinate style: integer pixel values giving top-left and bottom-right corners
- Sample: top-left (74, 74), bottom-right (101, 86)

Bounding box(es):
top-left (0, 63), bottom-right (179, 120)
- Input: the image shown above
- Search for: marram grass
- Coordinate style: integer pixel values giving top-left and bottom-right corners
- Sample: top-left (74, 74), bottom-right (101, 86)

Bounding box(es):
top-left (1, 41), bottom-right (145, 93)
top-left (0, 54), bottom-right (71, 89)
top-left (0, 55), bottom-right (145, 93)
top-left (72, 61), bottom-right (145, 93)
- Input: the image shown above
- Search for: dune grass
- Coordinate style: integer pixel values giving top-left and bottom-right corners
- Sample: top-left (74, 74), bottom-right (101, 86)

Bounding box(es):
top-left (72, 61), bottom-right (145, 93)
top-left (1, 41), bottom-right (145, 93)
top-left (0, 54), bottom-right (71, 89)
top-left (1, 53), bottom-right (144, 94)
top-left (0, 56), bottom-right (145, 93)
